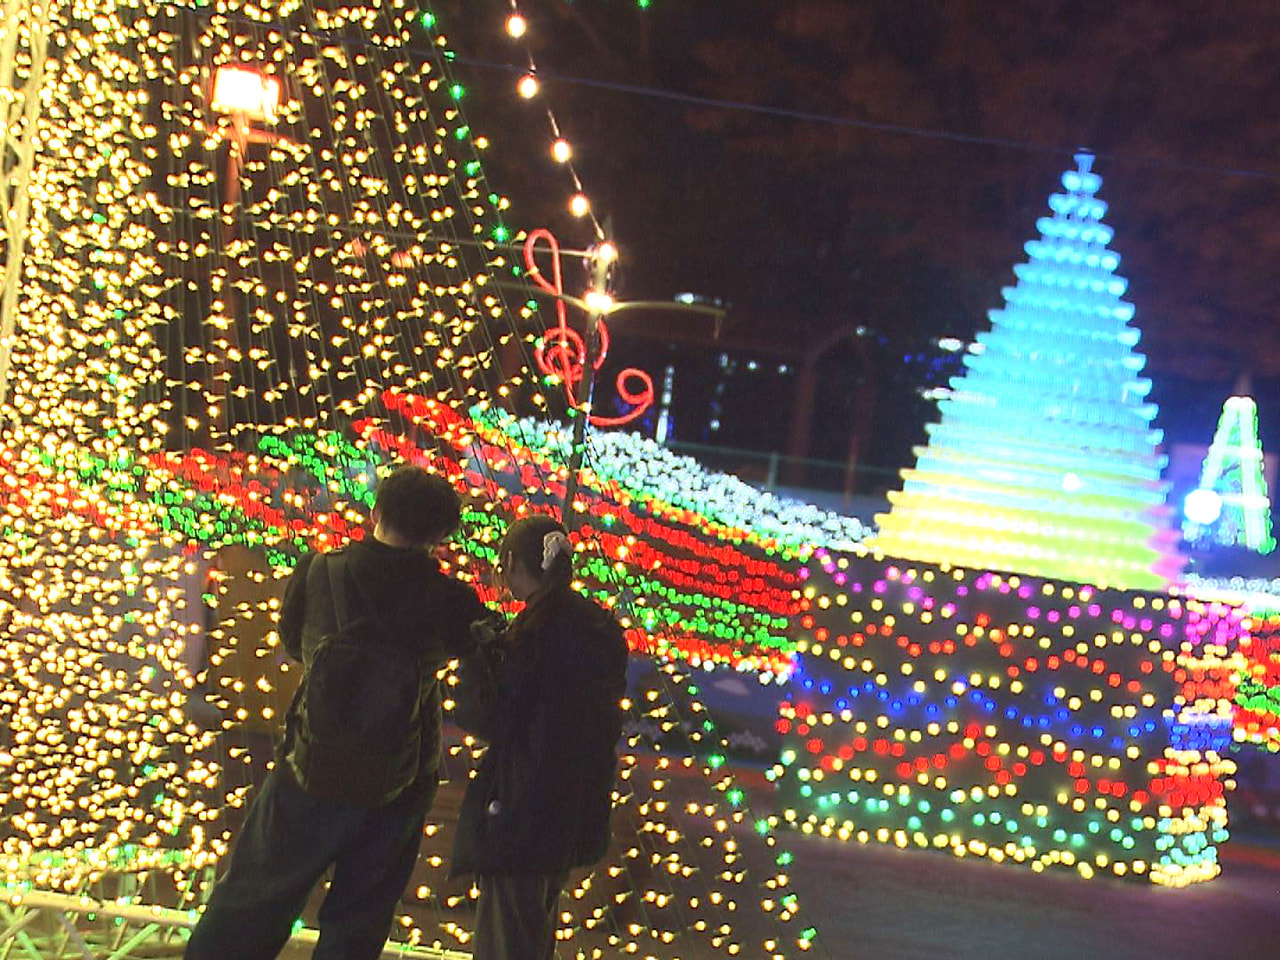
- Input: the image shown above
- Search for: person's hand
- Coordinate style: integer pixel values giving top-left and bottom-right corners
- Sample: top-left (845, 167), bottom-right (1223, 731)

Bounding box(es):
top-left (469, 613), bottom-right (508, 651)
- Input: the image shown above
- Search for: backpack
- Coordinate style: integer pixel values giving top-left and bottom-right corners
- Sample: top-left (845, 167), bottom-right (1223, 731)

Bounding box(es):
top-left (285, 552), bottom-right (429, 806)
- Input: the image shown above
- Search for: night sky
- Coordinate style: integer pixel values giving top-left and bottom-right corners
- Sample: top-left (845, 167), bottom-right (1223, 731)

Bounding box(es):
top-left (437, 0), bottom-right (1280, 483)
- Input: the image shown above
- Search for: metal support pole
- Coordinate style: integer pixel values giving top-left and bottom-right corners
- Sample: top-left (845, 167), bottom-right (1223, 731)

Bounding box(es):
top-left (654, 363), bottom-right (674, 444)
top-left (0, 890), bottom-right (470, 959)
top-left (210, 112), bottom-right (248, 444)
top-left (561, 237), bottom-right (614, 519)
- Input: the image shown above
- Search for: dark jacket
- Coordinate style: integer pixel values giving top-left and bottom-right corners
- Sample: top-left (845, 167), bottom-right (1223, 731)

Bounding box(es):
top-left (450, 583), bottom-right (629, 877)
top-left (278, 537), bottom-right (485, 802)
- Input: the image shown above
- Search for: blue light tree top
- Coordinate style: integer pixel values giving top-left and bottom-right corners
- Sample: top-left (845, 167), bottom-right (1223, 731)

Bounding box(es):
top-left (874, 153), bottom-right (1183, 591)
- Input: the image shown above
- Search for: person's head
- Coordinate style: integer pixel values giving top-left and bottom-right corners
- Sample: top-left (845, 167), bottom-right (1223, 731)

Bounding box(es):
top-left (498, 515), bottom-right (573, 601)
top-left (371, 466), bottom-right (461, 548)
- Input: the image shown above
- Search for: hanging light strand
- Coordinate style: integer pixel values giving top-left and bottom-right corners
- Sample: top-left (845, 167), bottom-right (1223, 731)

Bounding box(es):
top-left (500, 0), bottom-right (605, 238)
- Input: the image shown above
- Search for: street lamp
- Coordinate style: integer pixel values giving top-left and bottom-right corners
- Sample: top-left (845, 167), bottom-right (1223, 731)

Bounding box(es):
top-left (517, 229), bottom-right (726, 516)
top-left (206, 65), bottom-right (281, 445)
top-left (211, 66), bottom-right (280, 122)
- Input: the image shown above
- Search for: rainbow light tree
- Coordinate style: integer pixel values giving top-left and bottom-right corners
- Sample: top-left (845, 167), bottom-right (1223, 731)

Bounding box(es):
top-left (874, 153), bottom-right (1182, 592)
top-left (775, 155), bottom-right (1242, 886)
top-left (1183, 394), bottom-right (1275, 554)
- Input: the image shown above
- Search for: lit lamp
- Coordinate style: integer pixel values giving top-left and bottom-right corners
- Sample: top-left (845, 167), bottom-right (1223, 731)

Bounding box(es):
top-left (211, 65), bottom-right (281, 122)
top-left (206, 65), bottom-right (283, 443)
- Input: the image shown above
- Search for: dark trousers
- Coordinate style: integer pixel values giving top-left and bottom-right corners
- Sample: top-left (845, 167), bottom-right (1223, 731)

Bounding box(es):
top-left (185, 768), bottom-right (435, 960)
top-left (473, 872), bottom-right (568, 960)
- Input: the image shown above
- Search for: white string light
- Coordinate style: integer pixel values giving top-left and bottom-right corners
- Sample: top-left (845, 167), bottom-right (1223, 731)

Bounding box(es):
top-left (503, 0), bottom-right (605, 241)
top-left (516, 72), bottom-right (539, 99)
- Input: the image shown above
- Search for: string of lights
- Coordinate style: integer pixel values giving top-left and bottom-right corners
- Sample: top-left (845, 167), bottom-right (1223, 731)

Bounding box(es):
top-left (775, 547), bottom-right (1243, 887)
top-left (443, 54), bottom-right (1280, 186)
top-left (0, 0), bottom-right (821, 954)
top-left (491, 3), bottom-right (602, 235)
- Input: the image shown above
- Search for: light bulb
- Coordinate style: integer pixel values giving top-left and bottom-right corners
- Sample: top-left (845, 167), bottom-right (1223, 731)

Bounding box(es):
top-left (584, 289), bottom-right (614, 313)
top-left (506, 13), bottom-right (527, 38)
top-left (570, 194), bottom-right (590, 217)
top-left (1184, 489), bottom-right (1223, 526)
top-left (517, 74), bottom-right (539, 99)
top-left (552, 139), bottom-right (572, 163)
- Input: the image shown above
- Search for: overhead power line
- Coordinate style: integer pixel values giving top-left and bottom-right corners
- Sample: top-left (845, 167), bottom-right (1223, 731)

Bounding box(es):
top-left (169, 3), bottom-right (1280, 186)
top-left (452, 54), bottom-right (1280, 186)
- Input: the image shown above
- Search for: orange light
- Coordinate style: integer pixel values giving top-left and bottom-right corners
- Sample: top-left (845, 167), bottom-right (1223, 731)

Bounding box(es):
top-left (584, 289), bottom-right (614, 313)
top-left (517, 74), bottom-right (540, 99)
top-left (551, 139), bottom-right (572, 163)
top-left (211, 66), bottom-right (281, 122)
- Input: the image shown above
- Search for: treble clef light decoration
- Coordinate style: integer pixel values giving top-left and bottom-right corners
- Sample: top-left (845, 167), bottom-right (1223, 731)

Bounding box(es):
top-left (523, 228), bottom-right (654, 427)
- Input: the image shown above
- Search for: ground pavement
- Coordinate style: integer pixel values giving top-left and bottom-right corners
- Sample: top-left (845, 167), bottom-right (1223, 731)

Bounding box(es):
top-left (274, 765), bottom-right (1280, 960)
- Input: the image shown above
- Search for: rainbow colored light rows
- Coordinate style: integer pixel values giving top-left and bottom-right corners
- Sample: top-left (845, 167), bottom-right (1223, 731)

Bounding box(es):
top-left (774, 548), bottom-right (1244, 885)
top-left (872, 154), bottom-right (1184, 591)
top-left (1234, 611), bottom-right (1280, 752)
top-left (0, 391), bottom-right (807, 676)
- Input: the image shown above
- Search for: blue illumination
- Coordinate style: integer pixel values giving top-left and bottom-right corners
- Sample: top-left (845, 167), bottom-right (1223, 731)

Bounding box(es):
top-left (872, 151), bottom-right (1182, 589)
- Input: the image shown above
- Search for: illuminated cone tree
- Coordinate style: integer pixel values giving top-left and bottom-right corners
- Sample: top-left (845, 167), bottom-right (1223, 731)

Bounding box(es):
top-left (874, 153), bottom-right (1182, 590)
top-left (1183, 394), bottom-right (1275, 554)
top-left (0, 1), bottom-right (813, 955)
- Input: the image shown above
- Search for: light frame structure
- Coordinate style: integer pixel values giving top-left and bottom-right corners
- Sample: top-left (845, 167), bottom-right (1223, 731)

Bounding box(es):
top-left (1183, 394), bottom-right (1275, 554)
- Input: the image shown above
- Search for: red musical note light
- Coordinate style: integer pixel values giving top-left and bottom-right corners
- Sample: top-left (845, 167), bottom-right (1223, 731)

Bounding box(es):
top-left (523, 228), bottom-right (654, 427)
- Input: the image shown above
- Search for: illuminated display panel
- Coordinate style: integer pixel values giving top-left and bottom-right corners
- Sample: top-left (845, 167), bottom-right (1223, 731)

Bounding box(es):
top-left (775, 549), bottom-right (1243, 886)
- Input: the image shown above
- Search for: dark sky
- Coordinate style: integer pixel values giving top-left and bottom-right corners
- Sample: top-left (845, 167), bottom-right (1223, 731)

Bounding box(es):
top-left (437, 0), bottom-right (1280, 475)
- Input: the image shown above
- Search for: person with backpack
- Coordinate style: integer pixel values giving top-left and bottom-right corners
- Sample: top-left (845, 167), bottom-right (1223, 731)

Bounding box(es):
top-left (186, 465), bottom-right (486, 960)
top-left (450, 515), bottom-right (630, 960)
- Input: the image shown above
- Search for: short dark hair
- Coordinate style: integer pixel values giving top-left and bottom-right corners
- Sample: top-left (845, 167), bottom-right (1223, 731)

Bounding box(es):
top-left (501, 515), bottom-right (572, 587)
top-left (373, 466), bottom-right (462, 544)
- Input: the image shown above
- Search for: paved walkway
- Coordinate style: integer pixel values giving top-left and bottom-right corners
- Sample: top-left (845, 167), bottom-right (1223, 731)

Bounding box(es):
top-left (785, 828), bottom-right (1280, 960)
top-left (275, 813), bottom-right (1279, 960)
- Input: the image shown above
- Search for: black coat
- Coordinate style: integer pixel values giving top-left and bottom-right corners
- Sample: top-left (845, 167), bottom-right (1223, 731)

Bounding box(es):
top-left (450, 584), bottom-right (629, 877)
top-left (278, 537), bottom-right (485, 800)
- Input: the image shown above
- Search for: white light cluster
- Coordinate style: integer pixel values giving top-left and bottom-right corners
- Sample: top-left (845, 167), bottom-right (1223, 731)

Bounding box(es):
top-left (486, 411), bottom-right (868, 550)
top-left (1182, 574), bottom-right (1280, 613)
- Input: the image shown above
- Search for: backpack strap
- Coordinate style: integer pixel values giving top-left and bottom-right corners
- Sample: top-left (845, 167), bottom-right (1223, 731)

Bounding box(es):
top-left (321, 549), bottom-right (421, 663)
top-left (326, 553), bottom-right (351, 632)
